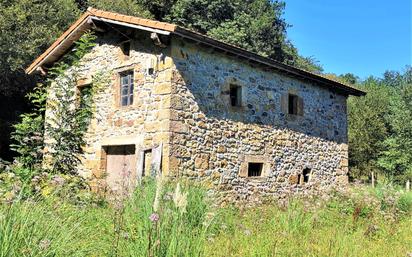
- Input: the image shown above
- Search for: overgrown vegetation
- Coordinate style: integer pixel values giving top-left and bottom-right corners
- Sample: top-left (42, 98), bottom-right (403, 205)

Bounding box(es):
top-left (0, 179), bottom-right (411, 257)
top-left (45, 32), bottom-right (99, 174)
top-left (347, 67), bottom-right (412, 184)
top-left (1, 32), bottom-right (106, 200)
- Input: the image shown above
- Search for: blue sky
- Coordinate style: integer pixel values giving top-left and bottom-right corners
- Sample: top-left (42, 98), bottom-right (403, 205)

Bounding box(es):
top-left (283, 0), bottom-right (411, 79)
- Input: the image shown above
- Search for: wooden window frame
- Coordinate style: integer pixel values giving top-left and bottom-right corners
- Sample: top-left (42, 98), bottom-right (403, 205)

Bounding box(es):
top-left (119, 70), bottom-right (134, 107)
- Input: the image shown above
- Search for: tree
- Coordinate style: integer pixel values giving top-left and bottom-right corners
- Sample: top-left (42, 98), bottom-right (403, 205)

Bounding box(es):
top-left (378, 79), bottom-right (412, 183)
top-left (164, 0), bottom-right (321, 71)
top-left (0, 0), bottom-right (80, 160)
top-left (85, 0), bottom-right (152, 17)
top-left (10, 84), bottom-right (47, 173)
top-left (347, 77), bottom-right (391, 180)
top-left (1, 0), bottom-right (322, 161)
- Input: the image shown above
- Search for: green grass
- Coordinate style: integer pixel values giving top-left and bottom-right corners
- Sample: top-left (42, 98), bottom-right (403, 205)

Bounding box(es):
top-left (0, 180), bottom-right (411, 257)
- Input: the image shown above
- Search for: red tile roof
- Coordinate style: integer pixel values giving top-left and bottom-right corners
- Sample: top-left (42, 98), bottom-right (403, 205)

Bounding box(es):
top-left (26, 7), bottom-right (365, 96)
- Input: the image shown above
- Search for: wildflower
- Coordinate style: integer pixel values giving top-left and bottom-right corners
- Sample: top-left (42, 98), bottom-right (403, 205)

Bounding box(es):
top-left (173, 183), bottom-right (188, 214)
top-left (39, 239), bottom-right (51, 250)
top-left (203, 212), bottom-right (216, 228)
top-left (121, 231), bottom-right (130, 240)
top-left (51, 175), bottom-right (65, 186)
top-left (149, 213), bottom-right (160, 223)
top-left (153, 175), bottom-right (165, 212)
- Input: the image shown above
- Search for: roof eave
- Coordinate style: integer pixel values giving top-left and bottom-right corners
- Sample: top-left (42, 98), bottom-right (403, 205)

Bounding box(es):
top-left (25, 8), bottom-right (366, 97)
top-left (173, 27), bottom-right (366, 96)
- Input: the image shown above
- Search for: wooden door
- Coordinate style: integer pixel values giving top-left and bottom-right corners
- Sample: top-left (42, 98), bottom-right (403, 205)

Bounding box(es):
top-left (105, 145), bottom-right (137, 195)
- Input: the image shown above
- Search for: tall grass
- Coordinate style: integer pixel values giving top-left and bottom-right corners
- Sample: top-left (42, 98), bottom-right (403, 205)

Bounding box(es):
top-left (113, 178), bottom-right (213, 256)
top-left (0, 181), bottom-right (411, 257)
top-left (0, 200), bottom-right (102, 256)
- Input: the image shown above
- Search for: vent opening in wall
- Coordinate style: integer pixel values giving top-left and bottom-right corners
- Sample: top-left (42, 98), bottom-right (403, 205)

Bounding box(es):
top-left (303, 168), bottom-right (311, 183)
top-left (121, 41), bottom-right (131, 57)
top-left (230, 84), bottom-right (242, 107)
top-left (248, 162), bottom-right (263, 177)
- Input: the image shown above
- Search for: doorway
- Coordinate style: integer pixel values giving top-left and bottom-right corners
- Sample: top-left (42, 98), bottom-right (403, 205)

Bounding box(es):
top-left (105, 145), bottom-right (136, 195)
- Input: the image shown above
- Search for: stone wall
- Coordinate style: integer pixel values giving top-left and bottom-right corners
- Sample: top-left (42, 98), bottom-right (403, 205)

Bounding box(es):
top-left (44, 30), bottom-right (350, 202)
top-left (44, 30), bottom-right (175, 188)
top-left (168, 37), bottom-right (349, 202)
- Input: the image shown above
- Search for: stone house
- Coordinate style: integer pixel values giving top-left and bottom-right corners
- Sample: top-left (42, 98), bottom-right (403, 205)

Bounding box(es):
top-left (26, 8), bottom-right (365, 200)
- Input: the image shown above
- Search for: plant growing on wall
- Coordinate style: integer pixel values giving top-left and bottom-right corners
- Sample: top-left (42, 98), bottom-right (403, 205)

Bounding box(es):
top-left (44, 32), bottom-right (106, 175)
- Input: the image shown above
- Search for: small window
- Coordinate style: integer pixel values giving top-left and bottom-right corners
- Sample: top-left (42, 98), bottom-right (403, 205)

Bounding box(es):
top-left (298, 168), bottom-right (311, 184)
top-left (303, 168), bottom-right (311, 183)
top-left (120, 71), bottom-right (134, 107)
top-left (230, 84), bottom-right (242, 107)
top-left (79, 84), bottom-right (92, 109)
top-left (288, 94), bottom-right (298, 115)
top-left (121, 41), bottom-right (131, 57)
top-left (248, 162), bottom-right (263, 177)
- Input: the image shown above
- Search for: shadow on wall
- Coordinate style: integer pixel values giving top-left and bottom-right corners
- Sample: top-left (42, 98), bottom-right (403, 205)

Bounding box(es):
top-left (172, 47), bottom-right (348, 145)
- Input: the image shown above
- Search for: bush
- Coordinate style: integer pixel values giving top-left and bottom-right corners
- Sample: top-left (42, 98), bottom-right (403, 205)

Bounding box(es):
top-left (397, 191), bottom-right (412, 213)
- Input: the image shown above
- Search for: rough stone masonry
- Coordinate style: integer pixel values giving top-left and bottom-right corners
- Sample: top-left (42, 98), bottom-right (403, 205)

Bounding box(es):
top-left (36, 13), bottom-right (362, 203)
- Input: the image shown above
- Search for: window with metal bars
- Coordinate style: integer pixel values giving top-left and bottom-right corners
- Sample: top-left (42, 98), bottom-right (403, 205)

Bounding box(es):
top-left (120, 71), bottom-right (134, 107)
top-left (248, 162), bottom-right (263, 177)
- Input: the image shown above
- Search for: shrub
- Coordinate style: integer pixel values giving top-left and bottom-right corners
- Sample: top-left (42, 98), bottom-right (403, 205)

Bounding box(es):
top-left (397, 191), bottom-right (412, 213)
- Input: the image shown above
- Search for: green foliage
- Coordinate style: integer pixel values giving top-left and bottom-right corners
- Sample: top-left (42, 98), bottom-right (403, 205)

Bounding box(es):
top-left (164, 0), bottom-right (321, 72)
top-left (0, 0), bottom-right (79, 73)
top-left (347, 67), bottom-right (412, 184)
top-left (0, 181), bottom-right (411, 256)
top-left (378, 82), bottom-right (412, 183)
top-left (0, 200), bottom-right (101, 256)
top-left (45, 32), bottom-right (98, 174)
top-left (0, 0), bottom-right (80, 160)
top-left (10, 84), bottom-right (47, 172)
top-left (348, 78), bottom-right (391, 180)
top-left (111, 178), bottom-right (212, 256)
top-left (86, 0), bottom-right (152, 18)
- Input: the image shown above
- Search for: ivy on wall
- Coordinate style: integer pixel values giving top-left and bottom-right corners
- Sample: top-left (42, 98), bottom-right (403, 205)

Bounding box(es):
top-left (11, 32), bottom-right (109, 177)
